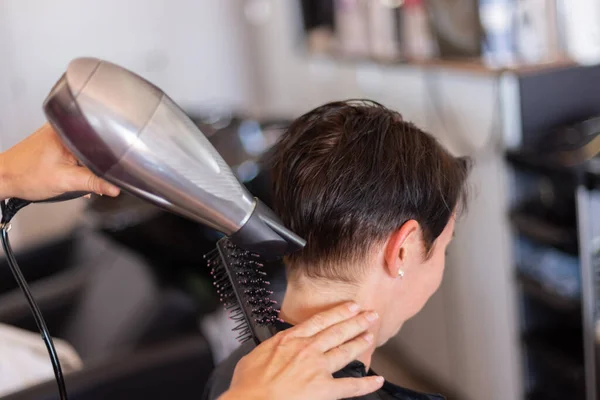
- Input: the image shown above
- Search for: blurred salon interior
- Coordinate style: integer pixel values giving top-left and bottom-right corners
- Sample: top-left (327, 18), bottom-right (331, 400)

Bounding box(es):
top-left (1, 0), bottom-right (600, 399)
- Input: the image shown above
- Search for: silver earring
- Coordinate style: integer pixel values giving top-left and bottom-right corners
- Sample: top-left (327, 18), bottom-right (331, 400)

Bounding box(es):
top-left (398, 269), bottom-right (404, 278)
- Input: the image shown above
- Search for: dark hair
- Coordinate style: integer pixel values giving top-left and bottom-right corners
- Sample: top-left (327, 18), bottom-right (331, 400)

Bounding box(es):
top-left (269, 100), bottom-right (470, 281)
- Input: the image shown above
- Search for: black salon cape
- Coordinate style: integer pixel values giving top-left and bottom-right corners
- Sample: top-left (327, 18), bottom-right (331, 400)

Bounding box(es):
top-left (202, 322), bottom-right (445, 400)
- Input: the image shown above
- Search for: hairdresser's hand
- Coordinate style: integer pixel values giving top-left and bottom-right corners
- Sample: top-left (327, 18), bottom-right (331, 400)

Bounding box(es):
top-left (220, 302), bottom-right (383, 400)
top-left (0, 123), bottom-right (120, 201)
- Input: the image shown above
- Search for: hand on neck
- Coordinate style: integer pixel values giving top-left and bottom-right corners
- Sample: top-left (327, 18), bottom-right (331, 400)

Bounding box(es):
top-left (279, 272), bottom-right (383, 370)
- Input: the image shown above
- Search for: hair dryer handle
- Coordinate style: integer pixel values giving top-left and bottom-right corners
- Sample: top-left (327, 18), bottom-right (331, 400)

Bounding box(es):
top-left (1, 191), bottom-right (89, 224)
top-left (34, 191), bottom-right (90, 203)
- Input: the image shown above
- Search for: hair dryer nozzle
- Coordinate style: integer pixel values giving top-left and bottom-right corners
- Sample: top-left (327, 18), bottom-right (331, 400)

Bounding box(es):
top-left (231, 200), bottom-right (306, 259)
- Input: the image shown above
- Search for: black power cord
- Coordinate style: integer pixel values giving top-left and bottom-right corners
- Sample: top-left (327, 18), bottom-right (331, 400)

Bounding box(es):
top-left (0, 199), bottom-right (69, 400)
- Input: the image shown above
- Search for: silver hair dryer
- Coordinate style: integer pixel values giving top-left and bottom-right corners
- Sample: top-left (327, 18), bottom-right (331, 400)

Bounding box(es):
top-left (43, 57), bottom-right (305, 257)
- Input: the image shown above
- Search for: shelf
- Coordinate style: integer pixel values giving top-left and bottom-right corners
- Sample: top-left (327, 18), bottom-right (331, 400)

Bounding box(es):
top-left (408, 57), bottom-right (577, 77)
top-left (517, 272), bottom-right (581, 312)
top-left (506, 150), bottom-right (600, 191)
top-left (308, 52), bottom-right (579, 77)
top-left (510, 211), bottom-right (578, 255)
top-left (506, 150), bottom-right (582, 183)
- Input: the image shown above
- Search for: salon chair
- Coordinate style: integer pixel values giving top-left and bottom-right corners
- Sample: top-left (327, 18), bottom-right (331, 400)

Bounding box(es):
top-left (2, 335), bottom-right (213, 400)
top-left (0, 230), bottom-right (203, 354)
top-left (0, 231), bottom-right (215, 399)
top-left (0, 235), bottom-right (76, 296)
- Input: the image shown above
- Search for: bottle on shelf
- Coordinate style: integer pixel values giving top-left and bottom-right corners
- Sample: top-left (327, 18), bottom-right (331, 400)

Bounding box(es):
top-left (366, 0), bottom-right (403, 61)
top-left (515, 0), bottom-right (563, 64)
top-left (479, 0), bottom-right (518, 67)
top-left (402, 0), bottom-right (437, 60)
top-left (560, 0), bottom-right (600, 65)
top-left (333, 0), bottom-right (370, 58)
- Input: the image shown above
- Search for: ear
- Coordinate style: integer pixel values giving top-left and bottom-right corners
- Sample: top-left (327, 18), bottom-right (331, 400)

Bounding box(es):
top-left (383, 220), bottom-right (420, 278)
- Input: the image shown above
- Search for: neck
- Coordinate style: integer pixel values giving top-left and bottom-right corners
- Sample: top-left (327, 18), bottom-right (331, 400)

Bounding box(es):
top-left (280, 273), bottom-right (379, 369)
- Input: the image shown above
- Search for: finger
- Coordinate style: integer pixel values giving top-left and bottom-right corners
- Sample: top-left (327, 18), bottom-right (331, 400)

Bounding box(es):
top-left (287, 302), bottom-right (361, 338)
top-left (331, 376), bottom-right (384, 399)
top-left (63, 166), bottom-right (120, 197)
top-left (313, 311), bottom-right (378, 353)
top-left (325, 332), bottom-right (374, 372)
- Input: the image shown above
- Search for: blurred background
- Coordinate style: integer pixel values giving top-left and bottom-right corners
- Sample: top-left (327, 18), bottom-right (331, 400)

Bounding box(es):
top-left (0, 0), bottom-right (599, 399)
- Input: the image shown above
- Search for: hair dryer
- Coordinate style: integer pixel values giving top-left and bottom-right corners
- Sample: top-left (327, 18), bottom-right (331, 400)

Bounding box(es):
top-left (43, 57), bottom-right (305, 258)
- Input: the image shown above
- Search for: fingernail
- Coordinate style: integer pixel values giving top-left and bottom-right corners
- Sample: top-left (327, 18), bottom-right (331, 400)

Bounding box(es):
top-left (365, 311), bottom-right (379, 322)
top-left (348, 303), bottom-right (360, 313)
top-left (107, 186), bottom-right (120, 197)
top-left (363, 333), bottom-right (374, 343)
top-left (376, 376), bottom-right (384, 384)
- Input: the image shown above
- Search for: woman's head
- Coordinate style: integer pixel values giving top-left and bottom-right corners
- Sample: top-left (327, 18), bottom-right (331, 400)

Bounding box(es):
top-left (269, 100), bottom-right (470, 344)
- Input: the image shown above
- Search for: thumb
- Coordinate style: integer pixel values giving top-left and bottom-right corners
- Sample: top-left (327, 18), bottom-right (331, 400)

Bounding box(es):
top-left (65, 166), bottom-right (120, 197)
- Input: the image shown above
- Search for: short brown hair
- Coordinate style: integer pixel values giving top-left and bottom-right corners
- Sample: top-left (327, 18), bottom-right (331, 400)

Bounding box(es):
top-left (269, 100), bottom-right (470, 281)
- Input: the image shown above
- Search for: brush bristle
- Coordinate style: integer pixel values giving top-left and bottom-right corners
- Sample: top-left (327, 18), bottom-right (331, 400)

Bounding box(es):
top-left (204, 239), bottom-right (280, 343)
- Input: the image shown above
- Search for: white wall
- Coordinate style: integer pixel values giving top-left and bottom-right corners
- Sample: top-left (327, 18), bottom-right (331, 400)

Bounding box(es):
top-left (0, 0), bottom-right (252, 248)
